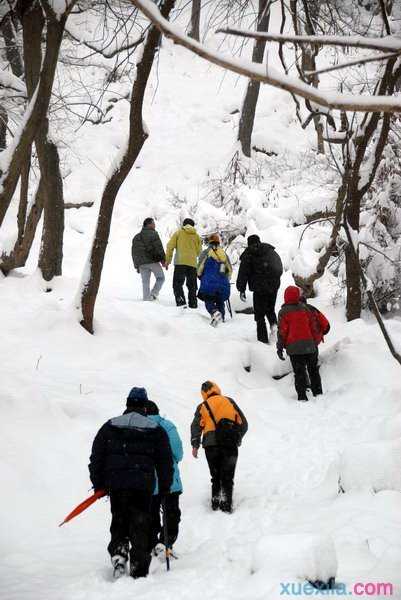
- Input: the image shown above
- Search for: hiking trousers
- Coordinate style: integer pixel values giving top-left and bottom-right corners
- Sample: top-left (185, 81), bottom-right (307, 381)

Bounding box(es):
top-left (108, 490), bottom-right (153, 578)
top-left (173, 265), bottom-right (198, 308)
top-left (150, 492), bottom-right (181, 549)
top-left (290, 351), bottom-right (322, 400)
top-left (139, 262), bottom-right (165, 300)
top-left (253, 290), bottom-right (278, 343)
top-left (205, 446), bottom-right (238, 504)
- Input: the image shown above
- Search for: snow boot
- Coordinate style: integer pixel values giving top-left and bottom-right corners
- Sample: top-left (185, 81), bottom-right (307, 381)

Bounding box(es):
top-left (298, 395), bottom-right (309, 402)
top-left (129, 557), bottom-right (151, 579)
top-left (111, 555), bottom-right (127, 579)
top-left (211, 496), bottom-right (220, 511)
top-left (220, 500), bottom-right (233, 513)
top-left (154, 543), bottom-right (178, 561)
top-left (210, 311), bottom-right (222, 328)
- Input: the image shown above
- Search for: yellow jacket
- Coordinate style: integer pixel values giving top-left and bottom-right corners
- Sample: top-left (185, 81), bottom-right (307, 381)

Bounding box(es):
top-left (166, 225), bottom-right (202, 268)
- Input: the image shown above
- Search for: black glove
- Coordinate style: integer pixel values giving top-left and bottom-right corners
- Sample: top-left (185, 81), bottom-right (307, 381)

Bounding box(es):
top-left (240, 292), bottom-right (246, 302)
top-left (277, 349), bottom-right (285, 361)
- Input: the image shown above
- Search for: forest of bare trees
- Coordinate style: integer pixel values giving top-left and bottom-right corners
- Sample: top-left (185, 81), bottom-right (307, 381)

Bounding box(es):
top-left (0, 0), bottom-right (400, 359)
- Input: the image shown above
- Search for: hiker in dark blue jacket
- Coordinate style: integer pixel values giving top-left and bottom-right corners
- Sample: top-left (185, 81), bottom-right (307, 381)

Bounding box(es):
top-left (197, 233), bottom-right (232, 327)
top-left (89, 387), bottom-right (173, 579)
top-left (146, 400), bottom-right (183, 555)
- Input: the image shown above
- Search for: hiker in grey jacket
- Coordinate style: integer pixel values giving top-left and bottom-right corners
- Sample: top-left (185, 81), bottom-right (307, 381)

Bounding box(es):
top-left (131, 218), bottom-right (166, 301)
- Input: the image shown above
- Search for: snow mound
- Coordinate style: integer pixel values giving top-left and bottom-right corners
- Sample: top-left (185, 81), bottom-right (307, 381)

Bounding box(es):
top-left (340, 439), bottom-right (401, 492)
top-left (252, 533), bottom-right (337, 582)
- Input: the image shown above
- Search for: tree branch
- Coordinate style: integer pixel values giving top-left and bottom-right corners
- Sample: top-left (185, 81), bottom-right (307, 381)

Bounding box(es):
top-left (129, 0), bottom-right (401, 113)
top-left (216, 29), bottom-right (401, 53)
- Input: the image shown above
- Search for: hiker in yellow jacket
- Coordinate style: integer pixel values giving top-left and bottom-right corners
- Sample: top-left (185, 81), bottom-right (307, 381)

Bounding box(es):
top-left (166, 218), bottom-right (202, 308)
top-left (191, 381), bottom-right (248, 513)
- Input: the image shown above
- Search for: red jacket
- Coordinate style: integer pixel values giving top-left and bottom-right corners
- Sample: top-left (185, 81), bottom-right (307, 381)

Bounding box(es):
top-left (277, 286), bottom-right (330, 355)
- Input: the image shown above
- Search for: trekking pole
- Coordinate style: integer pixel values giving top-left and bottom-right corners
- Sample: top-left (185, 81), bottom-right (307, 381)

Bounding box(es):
top-left (161, 497), bottom-right (170, 571)
top-left (227, 298), bottom-right (233, 319)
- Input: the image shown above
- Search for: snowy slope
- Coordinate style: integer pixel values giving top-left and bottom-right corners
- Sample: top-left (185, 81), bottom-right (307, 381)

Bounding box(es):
top-left (1, 9), bottom-right (401, 600)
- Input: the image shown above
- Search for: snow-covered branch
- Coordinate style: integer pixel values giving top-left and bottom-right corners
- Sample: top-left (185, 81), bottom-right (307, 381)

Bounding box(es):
top-left (0, 70), bottom-right (26, 95)
top-left (215, 29), bottom-right (401, 53)
top-left (129, 0), bottom-right (401, 114)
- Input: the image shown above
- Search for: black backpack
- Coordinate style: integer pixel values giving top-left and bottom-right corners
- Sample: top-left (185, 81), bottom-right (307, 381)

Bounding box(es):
top-left (254, 247), bottom-right (283, 282)
top-left (203, 397), bottom-right (243, 447)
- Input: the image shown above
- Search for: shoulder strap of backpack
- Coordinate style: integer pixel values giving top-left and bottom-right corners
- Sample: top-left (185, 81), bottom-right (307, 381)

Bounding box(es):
top-left (226, 397), bottom-right (239, 423)
top-left (203, 400), bottom-right (218, 427)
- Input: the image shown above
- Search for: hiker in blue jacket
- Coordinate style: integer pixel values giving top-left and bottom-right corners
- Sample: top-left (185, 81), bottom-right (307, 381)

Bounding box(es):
top-left (197, 233), bottom-right (232, 327)
top-left (146, 400), bottom-right (183, 554)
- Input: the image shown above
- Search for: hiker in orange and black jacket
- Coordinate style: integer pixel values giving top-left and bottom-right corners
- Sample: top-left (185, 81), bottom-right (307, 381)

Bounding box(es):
top-left (191, 381), bottom-right (248, 513)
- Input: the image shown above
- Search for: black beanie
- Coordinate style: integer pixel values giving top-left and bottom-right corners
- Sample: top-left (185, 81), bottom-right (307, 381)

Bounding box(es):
top-left (126, 387), bottom-right (148, 408)
top-left (247, 234), bottom-right (261, 246)
top-left (183, 218), bottom-right (195, 227)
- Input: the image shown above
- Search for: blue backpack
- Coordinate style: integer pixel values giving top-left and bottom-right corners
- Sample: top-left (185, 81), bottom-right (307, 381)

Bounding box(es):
top-left (198, 256), bottom-right (230, 302)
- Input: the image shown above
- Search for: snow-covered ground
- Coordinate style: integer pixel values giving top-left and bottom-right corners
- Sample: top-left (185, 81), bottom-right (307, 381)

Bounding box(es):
top-left (1, 11), bottom-right (401, 600)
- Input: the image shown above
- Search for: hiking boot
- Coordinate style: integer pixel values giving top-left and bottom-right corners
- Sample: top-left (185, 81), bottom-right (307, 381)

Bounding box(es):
top-left (298, 396), bottom-right (309, 402)
top-left (111, 555), bottom-right (126, 579)
top-left (129, 558), bottom-right (151, 579)
top-left (210, 311), bottom-right (222, 328)
top-left (220, 500), bottom-right (233, 513)
top-left (211, 497), bottom-right (220, 511)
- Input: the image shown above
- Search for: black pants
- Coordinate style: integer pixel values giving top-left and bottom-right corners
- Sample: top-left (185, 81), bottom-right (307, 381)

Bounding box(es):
top-left (173, 265), bottom-right (198, 308)
top-left (108, 490), bottom-right (152, 578)
top-left (290, 352), bottom-right (322, 400)
top-left (150, 492), bottom-right (181, 548)
top-left (205, 446), bottom-right (238, 503)
top-left (253, 290), bottom-right (278, 343)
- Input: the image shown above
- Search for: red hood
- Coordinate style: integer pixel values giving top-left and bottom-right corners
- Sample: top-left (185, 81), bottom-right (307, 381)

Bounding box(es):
top-left (284, 286), bottom-right (301, 304)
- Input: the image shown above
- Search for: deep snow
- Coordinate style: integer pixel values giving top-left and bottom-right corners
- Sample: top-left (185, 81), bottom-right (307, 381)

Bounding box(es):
top-left (1, 8), bottom-right (401, 600)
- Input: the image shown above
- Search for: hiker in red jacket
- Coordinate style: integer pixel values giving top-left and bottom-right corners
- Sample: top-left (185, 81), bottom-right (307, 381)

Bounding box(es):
top-left (277, 286), bottom-right (330, 401)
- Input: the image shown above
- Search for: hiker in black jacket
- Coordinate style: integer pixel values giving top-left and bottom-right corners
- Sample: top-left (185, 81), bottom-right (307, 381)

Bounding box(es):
top-left (236, 234), bottom-right (283, 344)
top-left (131, 218), bottom-right (166, 301)
top-left (89, 387), bottom-right (173, 579)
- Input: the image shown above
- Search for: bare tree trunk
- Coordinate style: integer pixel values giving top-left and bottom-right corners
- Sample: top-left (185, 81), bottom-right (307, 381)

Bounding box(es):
top-left (0, 179), bottom-right (44, 275)
top-left (22, 0), bottom-right (64, 282)
top-left (238, 0), bottom-right (270, 158)
top-left (17, 158), bottom-right (30, 244)
top-left (188, 0), bottom-right (201, 41)
top-left (79, 0), bottom-right (176, 334)
top-left (345, 59), bottom-right (397, 320)
top-left (294, 168), bottom-right (348, 296)
top-left (291, 0), bottom-right (324, 154)
top-left (0, 7), bottom-right (24, 78)
top-left (0, 1), bottom-right (71, 228)
top-left (0, 104), bottom-right (7, 150)
top-left (36, 126), bottom-right (64, 281)
top-left (0, 4), bottom-right (22, 152)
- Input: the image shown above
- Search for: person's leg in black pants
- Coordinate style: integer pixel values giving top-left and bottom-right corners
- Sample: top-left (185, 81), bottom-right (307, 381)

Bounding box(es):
top-left (159, 492), bottom-right (181, 547)
top-left (205, 446), bottom-right (222, 509)
top-left (220, 446), bottom-right (238, 512)
top-left (306, 352), bottom-right (322, 396)
top-left (108, 490), bottom-right (153, 579)
top-left (265, 289), bottom-right (278, 327)
top-left (173, 265), bottom-right (187, 306)
top-left (150, 495), bottom-right (162, 551)
top-left (186, 266), bottom-right (198, 308)
top-left (127, 491), bottom-right (153, 578)
top-left (253, 292), bottom-right (269, 343)
top-left (290, 354), bottom-right (309, 401)
top-left (108, 491), bottom-right (130, 566)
